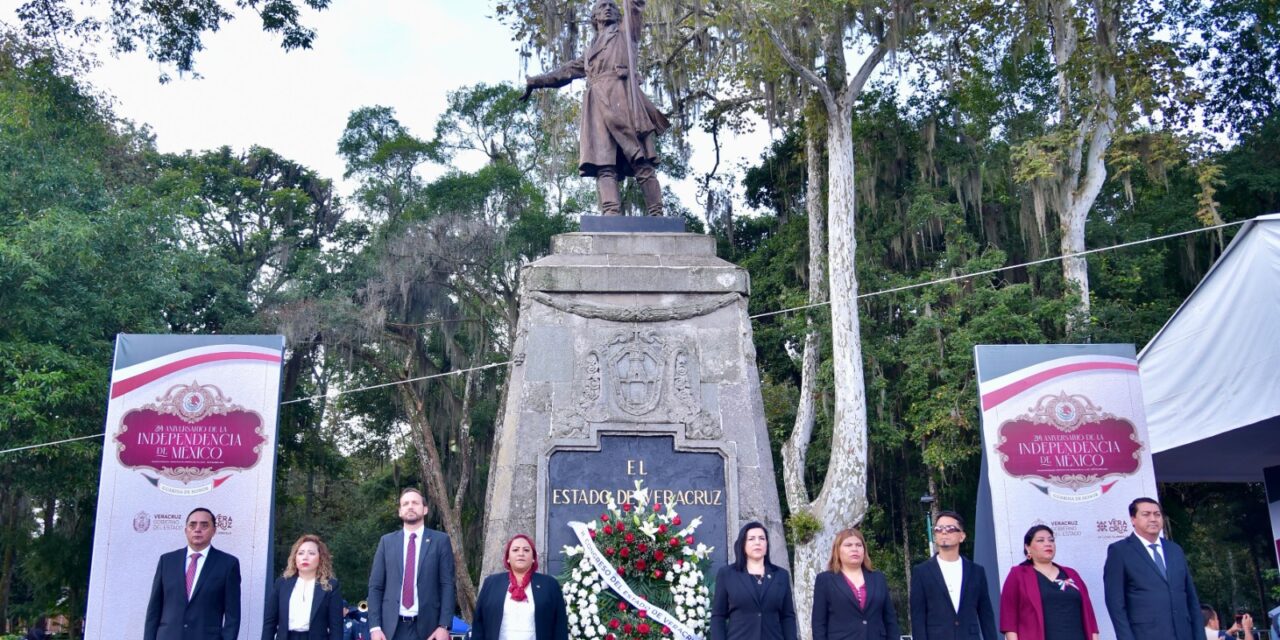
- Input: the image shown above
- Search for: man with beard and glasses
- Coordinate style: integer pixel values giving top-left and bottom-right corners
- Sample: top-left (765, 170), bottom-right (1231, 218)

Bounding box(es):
top-left (520, 0), bottom-right (670, 217)
top-left (909, 510), bottom-right (998, 640)
top-left (367, 488), bottom-right (456, 640)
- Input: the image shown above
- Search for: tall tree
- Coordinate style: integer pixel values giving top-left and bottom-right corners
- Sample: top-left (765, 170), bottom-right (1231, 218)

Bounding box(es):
top-left (984, 0), bottom-right (1193, 329)
top-left (745, 0), bottom-right (925, 633)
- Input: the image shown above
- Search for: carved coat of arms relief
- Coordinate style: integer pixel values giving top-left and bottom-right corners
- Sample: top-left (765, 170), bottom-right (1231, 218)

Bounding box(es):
top-left (554, 329), bottom-right (721, 440)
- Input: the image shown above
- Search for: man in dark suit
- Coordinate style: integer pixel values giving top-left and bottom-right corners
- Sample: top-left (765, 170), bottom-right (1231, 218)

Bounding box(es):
top-left (144, 507), bottom-right (242, 640)
top-left (1103, 497), bottom-right (1203, 640)
top-left (368, 488), bottom-right (455, 640)
top-left (908, 510), bottom-right (998, 640)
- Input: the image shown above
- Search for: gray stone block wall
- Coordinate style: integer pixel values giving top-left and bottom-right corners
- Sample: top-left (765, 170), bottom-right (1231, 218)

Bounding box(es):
top-left (480, 232), bottom-right (787, 576)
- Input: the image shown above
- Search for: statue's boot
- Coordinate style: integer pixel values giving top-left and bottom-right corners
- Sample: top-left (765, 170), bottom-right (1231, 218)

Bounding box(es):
top-left (596, 168), bottom-right (623, 216)
top-left (634, 161), bottom-right (664, 217)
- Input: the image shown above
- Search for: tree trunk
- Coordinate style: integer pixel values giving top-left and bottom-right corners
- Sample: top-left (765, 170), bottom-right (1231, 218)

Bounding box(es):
top-left (819, 96), bottom-right (872, 535)
top-left (0, 490), bottom-right (20, 632)
top-left (791, 98), bottom-right (872, 640)
top-left (399, 385), bottom-right (479, 617)
top-left (781, 108), bottom-right (828, 510)
top-left (1047, 0), bottom-right (1118, 332)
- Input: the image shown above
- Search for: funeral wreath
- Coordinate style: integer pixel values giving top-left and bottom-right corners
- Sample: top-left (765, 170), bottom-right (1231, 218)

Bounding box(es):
top-left (560, 481), bottom-right (713, 640)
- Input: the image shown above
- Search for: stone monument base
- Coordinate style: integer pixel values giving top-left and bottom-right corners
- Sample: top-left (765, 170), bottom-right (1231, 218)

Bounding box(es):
top-left (480, 230), bottom-right (786, 577)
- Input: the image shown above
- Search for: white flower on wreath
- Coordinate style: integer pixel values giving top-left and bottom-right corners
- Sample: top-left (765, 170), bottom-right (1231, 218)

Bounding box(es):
top-left (677, 516), bottom-right (703, 537)
top-left (631, 480), bottom-right (649, 508)
top-left (639, 520), bottom-right (660, 539)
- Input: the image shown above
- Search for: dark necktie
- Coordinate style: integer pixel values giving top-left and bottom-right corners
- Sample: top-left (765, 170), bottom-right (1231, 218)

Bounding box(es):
top-left (402, 532), bottom-right (417, 608)
top-left (1148, 543), bottom-right (1167, 577)
top-left (185, 552), bottom-right (201, 600)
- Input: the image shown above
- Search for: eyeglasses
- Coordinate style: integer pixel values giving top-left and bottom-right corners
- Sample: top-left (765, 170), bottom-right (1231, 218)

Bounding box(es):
top-left (933, 525), bottom-right (963, 534)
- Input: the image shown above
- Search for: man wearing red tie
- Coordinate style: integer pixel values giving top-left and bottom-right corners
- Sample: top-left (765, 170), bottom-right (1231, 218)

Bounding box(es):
top-left (144, 507), bottom-right (242, 640)
top-left (368, 488), bottom-right (456, 640)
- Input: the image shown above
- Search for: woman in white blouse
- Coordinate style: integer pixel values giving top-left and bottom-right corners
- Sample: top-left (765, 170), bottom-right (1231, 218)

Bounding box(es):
top-left (263, 534), bottom-right (344, 640)
top-left (469, 534), bottom-right (568, 640)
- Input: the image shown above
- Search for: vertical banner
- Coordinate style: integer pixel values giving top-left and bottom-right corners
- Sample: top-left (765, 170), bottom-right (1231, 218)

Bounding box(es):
top-left (1266, 465), bottom-right (1280, 571)
top-left (85, 334), bottom-right (285, 640)
top-left (974, 344), bottom-right (1158, 640)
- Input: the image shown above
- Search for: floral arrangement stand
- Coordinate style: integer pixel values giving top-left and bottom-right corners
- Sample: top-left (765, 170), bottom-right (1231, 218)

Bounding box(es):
top-left (561, 483), bottom-right (713, 640)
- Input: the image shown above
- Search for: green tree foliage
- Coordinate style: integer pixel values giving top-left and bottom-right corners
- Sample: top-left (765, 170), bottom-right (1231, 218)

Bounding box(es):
top-left (0, 32), bottom-right (186, 637)
top-left (1174, 0), bottom-right (1280, 134)
top-left (270, 84), bottom-right (578, 616)
top-left (15, 0), bottom-right (331, 80)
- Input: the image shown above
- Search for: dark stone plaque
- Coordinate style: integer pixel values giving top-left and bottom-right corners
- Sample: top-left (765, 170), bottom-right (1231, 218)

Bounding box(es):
top-left (545, 435), bottom-right (727, 577)
top-left (580, 215), bottom-right (686, 233)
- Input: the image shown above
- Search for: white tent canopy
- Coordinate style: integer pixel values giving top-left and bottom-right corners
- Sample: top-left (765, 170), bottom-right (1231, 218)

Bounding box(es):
top-left (1138, 213), bottom-right (1280, 482)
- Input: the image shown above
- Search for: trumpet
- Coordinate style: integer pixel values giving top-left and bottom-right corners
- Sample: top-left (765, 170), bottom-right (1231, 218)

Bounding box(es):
top-left (358, 600), bottom-right (369, 612)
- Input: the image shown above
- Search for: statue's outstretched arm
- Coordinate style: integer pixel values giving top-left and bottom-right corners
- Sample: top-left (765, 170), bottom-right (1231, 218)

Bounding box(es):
top-left (522, 57), bottom-right (587, 101)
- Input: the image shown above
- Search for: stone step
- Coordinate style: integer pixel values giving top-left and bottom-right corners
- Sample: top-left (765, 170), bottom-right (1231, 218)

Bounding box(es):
top-left (552, 232), bottom-right (716, 257)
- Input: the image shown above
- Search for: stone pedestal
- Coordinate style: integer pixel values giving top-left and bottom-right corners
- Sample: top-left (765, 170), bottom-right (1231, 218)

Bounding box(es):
top-left (480, 232), bottom-right (786, 577)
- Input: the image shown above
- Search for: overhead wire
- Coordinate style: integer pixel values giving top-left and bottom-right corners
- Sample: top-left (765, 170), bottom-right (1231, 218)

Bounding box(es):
top-left (0, 219), bottom-right (1247, 456)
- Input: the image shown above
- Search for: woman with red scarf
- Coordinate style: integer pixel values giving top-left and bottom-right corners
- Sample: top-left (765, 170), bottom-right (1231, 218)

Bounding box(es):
top-left (999, 525), bottom-right (1100, 640)
top-left (469, 535), bottom-right (568, 640)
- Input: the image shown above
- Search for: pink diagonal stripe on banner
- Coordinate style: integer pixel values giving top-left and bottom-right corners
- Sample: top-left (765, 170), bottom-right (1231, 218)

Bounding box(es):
top-left (110, 351), bottom-right (282, 398)
top-left (980, 361), bottom-right (1138, 411)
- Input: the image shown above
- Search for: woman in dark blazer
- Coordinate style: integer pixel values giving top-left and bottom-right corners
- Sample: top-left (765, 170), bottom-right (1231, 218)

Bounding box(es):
top-left (262, 534), bottom-right (343, 640)
top-left (711, 522), bottom-right (798, 640)
top-left (470, 534), bottom-right (568, 640)
top-left (999, 525), bottom-right (1099, 640)
top-left (812, 528), bottom-right (901, 640)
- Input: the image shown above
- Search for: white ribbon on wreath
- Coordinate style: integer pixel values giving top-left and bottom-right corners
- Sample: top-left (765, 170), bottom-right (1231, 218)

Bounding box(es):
top-left (568, 520), bottom-right (703, 640)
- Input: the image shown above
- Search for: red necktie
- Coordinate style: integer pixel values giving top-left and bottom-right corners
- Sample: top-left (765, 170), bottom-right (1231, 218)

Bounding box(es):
top-left (185, 552), bottom-right (202, 600)
top-left (401, 533), bottom-right (417, 608)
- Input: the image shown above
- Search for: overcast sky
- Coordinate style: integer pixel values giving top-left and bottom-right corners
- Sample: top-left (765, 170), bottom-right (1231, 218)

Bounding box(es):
top-left (1, 0), bottom-right (774, 215)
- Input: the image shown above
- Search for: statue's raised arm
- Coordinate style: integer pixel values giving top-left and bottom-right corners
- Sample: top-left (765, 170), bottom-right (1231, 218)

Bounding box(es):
top-left (521, 0), bottom-right (670, 216)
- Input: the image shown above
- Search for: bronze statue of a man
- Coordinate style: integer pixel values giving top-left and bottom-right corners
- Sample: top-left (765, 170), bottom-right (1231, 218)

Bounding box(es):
top-left (521, 0), bottom-right (670, 216)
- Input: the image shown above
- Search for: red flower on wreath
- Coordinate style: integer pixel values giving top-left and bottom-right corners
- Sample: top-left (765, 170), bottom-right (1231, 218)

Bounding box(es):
top-left (624, 532), bottom-right (635, 543)
top-left (638, 623), bottom-right (651, 634)
top-left (672, 516), bottom-right (682, 525)
top-left (609, 618), bottom-right (621, 629)
top-left (654, 550), bottom-right (665, 561)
